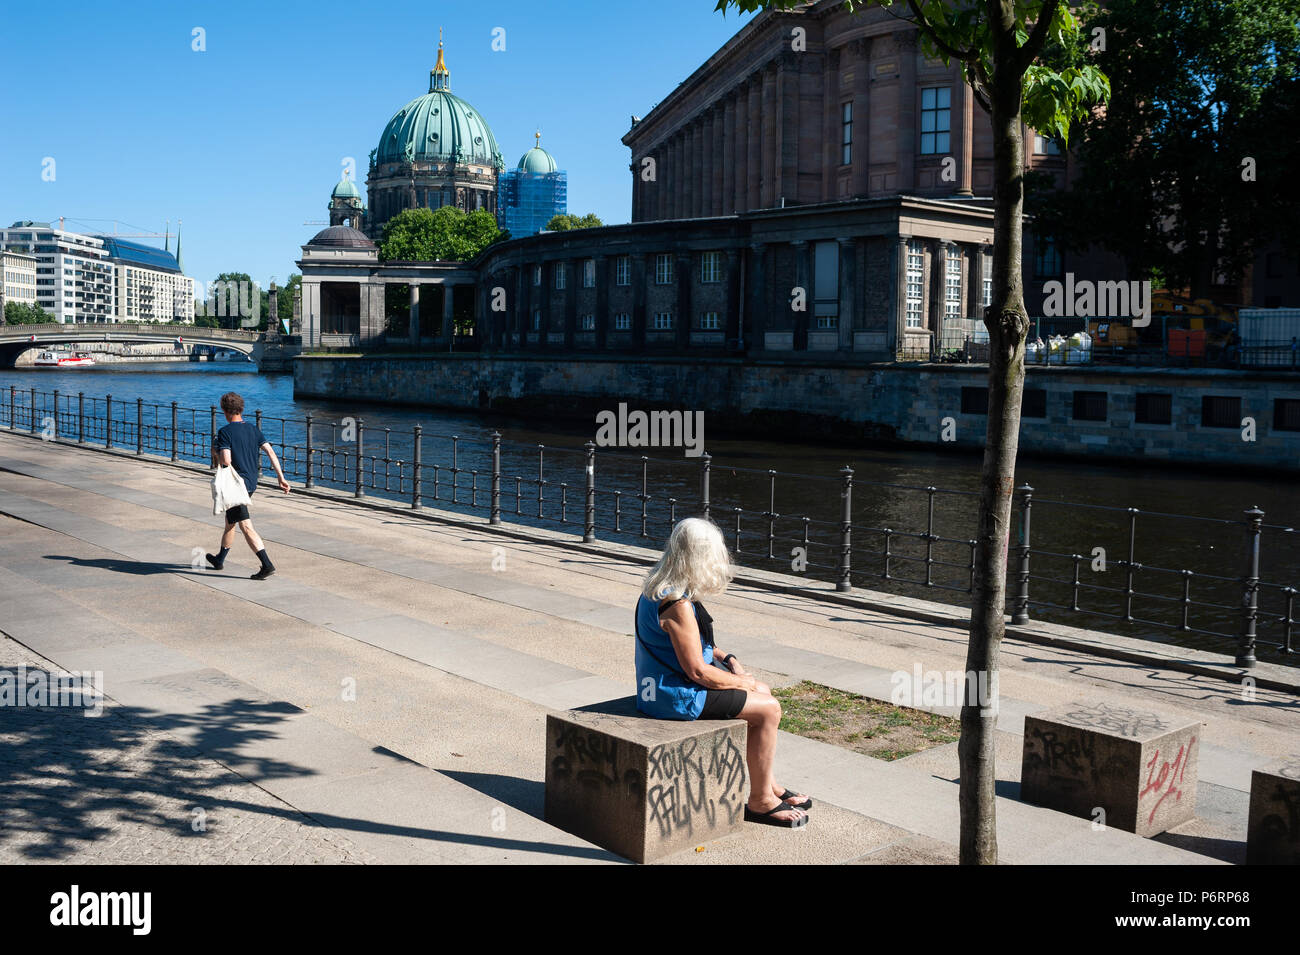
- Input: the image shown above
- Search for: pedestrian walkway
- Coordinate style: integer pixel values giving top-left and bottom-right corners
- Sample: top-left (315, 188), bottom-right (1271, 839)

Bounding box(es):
top-left (1, 431), bottom-right (1294, 864)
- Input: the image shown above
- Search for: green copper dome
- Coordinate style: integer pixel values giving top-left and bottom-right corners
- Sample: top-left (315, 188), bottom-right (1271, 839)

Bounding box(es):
top-left (517, 131), bottom-right (558, 173)
top-left (375, 42), bottom-right (505, 170)
top-left (332, 177), bottom-right (361, 200)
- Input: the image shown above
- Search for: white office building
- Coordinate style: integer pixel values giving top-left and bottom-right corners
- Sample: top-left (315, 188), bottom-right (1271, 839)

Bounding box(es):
top-left (1, 249), bottom-right (38, 312)
top-left (0, 221), bottom-right (193, 324)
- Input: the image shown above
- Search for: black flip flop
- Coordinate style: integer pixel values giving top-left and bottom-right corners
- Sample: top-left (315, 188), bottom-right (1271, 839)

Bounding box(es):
top-left (780, 788), bottom-right (813, 810)
top-left (744, 800), bottom-right (809, 828)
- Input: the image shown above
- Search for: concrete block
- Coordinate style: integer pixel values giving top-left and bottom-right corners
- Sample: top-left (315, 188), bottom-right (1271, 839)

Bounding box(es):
top-left (1247, 757), bottom-right (1300, 865)
top-left (1021, 700), bottom-right (1201, 836)
top-left (544, 696), bottom-right (748, 863)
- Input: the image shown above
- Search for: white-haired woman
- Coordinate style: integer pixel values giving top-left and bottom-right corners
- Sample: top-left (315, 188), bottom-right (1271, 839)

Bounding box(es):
top-left (635, 517), bottom-right (812, 828)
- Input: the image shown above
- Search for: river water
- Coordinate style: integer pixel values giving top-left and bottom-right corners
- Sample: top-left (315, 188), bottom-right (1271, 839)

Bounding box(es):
top-left (2, 361), bottom-right (1296, 664)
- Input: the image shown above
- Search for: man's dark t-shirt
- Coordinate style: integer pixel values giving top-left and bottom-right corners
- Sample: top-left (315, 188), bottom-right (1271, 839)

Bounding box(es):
top-left (214, 421), bottom-right (266, 495)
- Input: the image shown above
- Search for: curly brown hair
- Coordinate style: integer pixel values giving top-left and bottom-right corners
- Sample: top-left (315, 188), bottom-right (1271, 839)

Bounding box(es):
top-left (219, 392), bottom-right (245, 416)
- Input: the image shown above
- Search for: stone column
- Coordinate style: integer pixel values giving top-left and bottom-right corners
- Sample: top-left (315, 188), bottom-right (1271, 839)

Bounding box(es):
top-left (594, 254), bottom-right (610, 350)
top-left (563, 258), bottom-right (577, 350)
top-left (724, 248), bottom-right (741, 349)
top-left (408, 283), bottom-right (421, 345)
top-left (632, 253), bottom-right (648, 350)
top-left (777, 53), bottom-right (799, 205)
top-left (747, 75), bottom-right (762, 211)
top-left (897, 31), bottom-right (918, 191)
top-left (792, 239), bottom-right (810, 350)
top-left (682, 125), bottom-right (695, 219)
top-left (838, 237), bottom-right (856, 351)
top-left (673, 132), bottom-right (686, 220)
top-left (693, 118), bottom-right (706, 218)
top-left (894, 235), bottom-right (911, 357)
top-left (442, 283), bottom-right (455, 342)
top-left (749, 242), bottom-right (768, 350)
top-left (760, 66), bottom-right (777, 208)
top-left (711, 106), bottom-right (725, 216)
top-left (676, 251), bottom-right (692, 350)
top-left (852, 38), bottom-right (871, 197)
top-left (953, 75), bottom-right (974, 196)
top-left (721, 97), bottom-right (735, 217)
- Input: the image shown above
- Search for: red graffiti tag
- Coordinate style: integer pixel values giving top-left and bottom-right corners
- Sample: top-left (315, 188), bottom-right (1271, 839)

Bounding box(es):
top-left (1139, 735), bottom-right (1196, 826)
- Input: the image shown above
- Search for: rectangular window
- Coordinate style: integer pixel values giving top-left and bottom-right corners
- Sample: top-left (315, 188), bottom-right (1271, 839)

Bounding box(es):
top-left (945, 247), bottom-right (962, 319)
top-left (580, 313), bottom-right (595, 331)
top-left (841, 102), bottom-right (853, 165)
top-left (655, 253), bottom-right (674, 285)
top-left (1033, 133), bottom-right (1061, 155)
top-left (920, 87), bottom-right (951, 155)
top-left (815, 315), bottom-right (837, 329)
top-left (905, 241), bottom-right (925, 329)
top-left (1135, 393), bottom-right (1172, 425)
top-left (614, 313), bottom-right (632, 330)
top-left (615, 256), bottom-right (630, 286)
top-left (700, 311), bottom-right (720, 330)
top-left (1274, 398), bottom-right (1300, 432)
top-left (1022, 389), bottom-right (1047, 419)
top-left (583, 259), bottom-right (596, 288)
top-left (1035, 236), bottom-right (1062, 278)
top-left (961, 387), bottom-right (989, 415)
top-left (530, 310), bottom-right (541, 331)
top-left (981, 254), bottom-right (992, 308)
top-left (1073, 391), bottom-right (1108, 422)
top-left (700, 251), bottom-right (722, 284)
top-left (653, 311), bottom-right (673, 330)
top-left (533, 265), bottom-right (541, 286)
top-left (1202, 395), bottom-right (1241, 429)
top-left (555, 264), bottom-right (566, 290)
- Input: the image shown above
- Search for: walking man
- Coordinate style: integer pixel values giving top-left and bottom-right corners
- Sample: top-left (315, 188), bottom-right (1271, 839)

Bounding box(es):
top-left (207, 391), bottom-right (290, 579)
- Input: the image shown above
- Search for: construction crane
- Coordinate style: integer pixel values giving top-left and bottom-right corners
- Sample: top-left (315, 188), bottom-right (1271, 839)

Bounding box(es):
top-left (58, 217), bottom-right (176, 239)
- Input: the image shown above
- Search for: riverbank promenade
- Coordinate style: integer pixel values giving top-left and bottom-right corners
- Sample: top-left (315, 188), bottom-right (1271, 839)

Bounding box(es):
top-left (1, 430), bottom-right (1296, 865)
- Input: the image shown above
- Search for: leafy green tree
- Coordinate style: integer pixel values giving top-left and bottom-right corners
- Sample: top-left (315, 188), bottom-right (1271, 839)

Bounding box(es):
top-left (1033, 0), bottom-right (1300, 297)
top-left (716, 0), bottom-right (1108, 864)
top-left (380, 207), bottom-right (506, 262)
top-left (202, 271), bottom-right (262, 329)
top-left (545, 213), bottom-right (604, 231)
top-left (4, 302), bottom-right (52, 325)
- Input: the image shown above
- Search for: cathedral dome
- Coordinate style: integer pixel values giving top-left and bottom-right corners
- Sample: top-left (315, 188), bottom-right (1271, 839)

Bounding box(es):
top-left (332, 176), bottom-right (361, 200)
top-left (517, 132), bottom-right (558, 174)
top-left (375, 41), bottom-right (504, 170)
top-left (306, 225), bottom-right (375, 249)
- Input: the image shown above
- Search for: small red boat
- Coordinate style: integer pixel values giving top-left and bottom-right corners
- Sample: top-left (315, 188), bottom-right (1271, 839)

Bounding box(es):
top-left (33, 350), bottom-right (96, 368)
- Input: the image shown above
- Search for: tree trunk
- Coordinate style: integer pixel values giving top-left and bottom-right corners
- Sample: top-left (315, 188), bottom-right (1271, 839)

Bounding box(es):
top-left (959, 28), bottom-right (1031, 866)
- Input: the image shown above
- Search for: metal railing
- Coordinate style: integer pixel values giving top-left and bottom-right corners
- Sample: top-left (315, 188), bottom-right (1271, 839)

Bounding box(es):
top-left (3, 385), bottom-right (1295, 668)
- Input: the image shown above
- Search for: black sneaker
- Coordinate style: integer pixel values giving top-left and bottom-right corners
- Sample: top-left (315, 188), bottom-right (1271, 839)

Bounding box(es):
top-left (205, 553), bottom-right (224, 570)
top-left (250, 566), bottom-right (276, 580)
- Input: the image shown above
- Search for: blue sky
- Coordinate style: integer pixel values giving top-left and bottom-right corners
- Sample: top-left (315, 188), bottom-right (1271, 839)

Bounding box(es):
top-left (2, 0), bottom-right (755, 288)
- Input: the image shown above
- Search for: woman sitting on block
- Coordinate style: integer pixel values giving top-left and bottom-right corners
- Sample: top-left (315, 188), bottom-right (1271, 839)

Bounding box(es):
top-left (635, 517), bottom-right (812, 828)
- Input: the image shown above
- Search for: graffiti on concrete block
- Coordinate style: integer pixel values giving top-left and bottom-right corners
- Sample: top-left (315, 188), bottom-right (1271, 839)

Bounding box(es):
top-left (645, 730), bottom-right (747, 839)
top-left (551, 724), bottom-right (644, 799)
top-left (1060, 702), bottom-right (1169, 738)
top-left (1138, 736), bottom-right (1197, 826)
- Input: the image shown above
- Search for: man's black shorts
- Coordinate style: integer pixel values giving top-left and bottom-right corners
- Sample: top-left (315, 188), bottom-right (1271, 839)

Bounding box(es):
top-left (699, 688), bottom-right (747, 720)
top-left (224, 504), bottom-right (250, 524)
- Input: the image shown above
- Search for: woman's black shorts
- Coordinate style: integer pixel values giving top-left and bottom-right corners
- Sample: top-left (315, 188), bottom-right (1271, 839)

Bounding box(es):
top-left (699, 688), bottom-right (747, 720)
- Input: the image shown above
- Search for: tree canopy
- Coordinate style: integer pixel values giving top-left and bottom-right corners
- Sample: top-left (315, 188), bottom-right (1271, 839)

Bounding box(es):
top-left (1033, 0), bottom-right (1300, 297)
top-left (3, 302), bottom-right (52, 325)
top-left (545, 213), bottom-right (605, 231)
top-left (379, 207), bottom-right (507, 262)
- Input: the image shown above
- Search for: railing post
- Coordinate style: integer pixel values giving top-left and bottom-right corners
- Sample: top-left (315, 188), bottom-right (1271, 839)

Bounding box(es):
top-left (1011, 483), bottom-right (1033, 625)
top-left (354, 418), bottom-right (365, 498)
top-left (136, 397), bottom-right (143, 454)
top-left (29, 387), bottom-right (36, 434)
top-left (8, 385), bottom-right (14, 430)
top-left (584, 441), bottom-right (596, 542)
top-left (1238, 506), bottom-right (1264, 668)
top-left (490, 431), bottom-right (502, 525)
top-left (51, 390), bottom-right (59, 442)
top-left (412, 425), bottom-right (422, 509)
top-left (1124, 507), bottom-right (1139, 620)
top-left (77, 392), bottom-right (84, 444)
top-left (700, 452), bottom-right (711, 521)
top-left (209, 405), bottom-right (216, 453)
top-left (837, 465), bottom-right (853, 592)
top-left (304, 414), bottom-right (314, 489)
top-left (170, 401), bottom-right (178, 461)
top-left (106, 395), bottom-right (113, 448)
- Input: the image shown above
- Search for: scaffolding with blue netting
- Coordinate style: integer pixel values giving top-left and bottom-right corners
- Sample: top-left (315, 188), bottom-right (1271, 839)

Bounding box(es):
top-left (498, 169), bottom-right (567, 237)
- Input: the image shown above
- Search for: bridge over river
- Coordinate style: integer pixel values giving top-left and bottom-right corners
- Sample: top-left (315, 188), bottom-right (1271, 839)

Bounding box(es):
top-left (0, 323), bottom-right (298, 370)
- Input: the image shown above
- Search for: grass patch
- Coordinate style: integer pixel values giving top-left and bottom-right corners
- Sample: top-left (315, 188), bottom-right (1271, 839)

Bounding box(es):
top-left (773, 681), bottom-right (960, 761)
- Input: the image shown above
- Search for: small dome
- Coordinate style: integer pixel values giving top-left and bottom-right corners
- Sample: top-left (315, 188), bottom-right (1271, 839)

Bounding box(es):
top-left (307, 225), bottom-right (375, 249)
top-left (332, 177), bottom-right (361, 200)
top-left (518, 146), bottom-right (558, 174)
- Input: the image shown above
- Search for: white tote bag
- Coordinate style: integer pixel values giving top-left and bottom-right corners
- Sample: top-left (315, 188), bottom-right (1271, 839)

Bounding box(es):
top-left (211, 465), bottom-right (252, 515)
